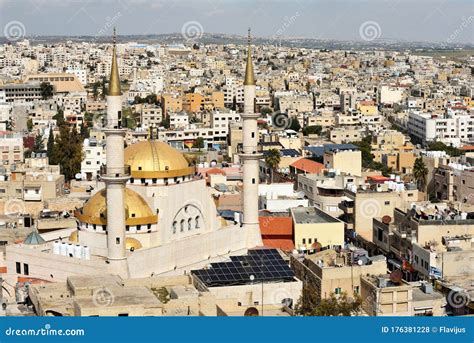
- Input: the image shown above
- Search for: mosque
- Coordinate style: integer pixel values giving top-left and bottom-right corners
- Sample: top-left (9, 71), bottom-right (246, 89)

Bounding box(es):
top-left (6, 30), bottom-right (262, 281)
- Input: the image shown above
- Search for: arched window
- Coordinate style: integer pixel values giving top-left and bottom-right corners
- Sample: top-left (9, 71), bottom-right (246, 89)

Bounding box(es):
top-left (172, 221), bottom-right (177, 234)
top-left (195, 216), bottom-right (200, 229)
top-left (188, 218), bottom-right (192, 231)
top-left (180, 219), bottom-right (185, 232)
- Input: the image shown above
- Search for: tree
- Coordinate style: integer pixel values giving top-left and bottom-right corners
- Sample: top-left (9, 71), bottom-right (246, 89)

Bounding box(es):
top-left (47, 130), bottom-right (55, 157)
top-left (427, 141), bottom-right (461, 157)
top-left (413, 157), bottom-right (428, 193)
top-left (40, 82), bottom-right (53, 99)
top-left (295, 287), bottom-right (362, 316)
top-left (260, 107), bottom-right (273, 116)
top-left (303, 125), bottom-right (322, 136)
top-left (49, 125), bottom-right (83, 181)
top-left (101, 77), bottom-right (107, 99)
top-left (33, 134), bottom-right (44, 152)
top-left (289, 117), bottom-right (301, 132)
top-left (27, 118), bottom-right (33, 132)
top-left (52, 108), bottom-right (65, 126)
top-left (193, 137), bottom-right (205, 151)
top-left (160, 116), bottom-right (170, 129)
top-left (92, 82), bottom-right (100, 100)
top-left (264, 149), bottom-right (281, 183)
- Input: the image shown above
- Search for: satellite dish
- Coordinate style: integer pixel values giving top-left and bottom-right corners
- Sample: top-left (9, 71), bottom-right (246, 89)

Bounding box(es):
top-left (390, 269), bottom-right (403, 284)
top-left (382, 215), bottom-right (392, 224)
top-left (75, 173), bottom-right (82, 180)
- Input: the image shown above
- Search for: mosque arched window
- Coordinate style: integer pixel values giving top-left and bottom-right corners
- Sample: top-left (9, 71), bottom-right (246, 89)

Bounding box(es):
top-left (195, 216), bottom-right (200, 229)
top-left (172, 221), bottom-right (177, 234)
top-left (180, 219), bottom-right (185, 232)
top-left (188, 218), bottom-right (192, 231)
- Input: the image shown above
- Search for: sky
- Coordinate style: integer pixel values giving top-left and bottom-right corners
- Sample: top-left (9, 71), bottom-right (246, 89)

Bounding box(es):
top-left (0, 0), bottom-right (473, 43)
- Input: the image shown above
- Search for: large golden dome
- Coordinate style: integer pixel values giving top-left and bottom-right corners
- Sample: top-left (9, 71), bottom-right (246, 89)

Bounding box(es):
top-left (75, 188), bottom-right (157, 226)
top-left (124, 140), bottom-right (195, 179)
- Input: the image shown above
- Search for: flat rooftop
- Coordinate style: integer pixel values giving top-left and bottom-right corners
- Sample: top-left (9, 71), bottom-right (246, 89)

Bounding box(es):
top-left (291, 207), bottom-right (340, 224)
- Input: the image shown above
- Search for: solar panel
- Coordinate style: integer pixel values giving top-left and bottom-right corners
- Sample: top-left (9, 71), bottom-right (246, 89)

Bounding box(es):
top-left (191, 249), bottom-right (295, 287)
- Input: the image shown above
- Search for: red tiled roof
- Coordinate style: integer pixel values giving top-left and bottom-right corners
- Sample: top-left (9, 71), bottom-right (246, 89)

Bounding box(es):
top-left (259, 216), bottom-right (293, 235)
top-left (290, 158), bottom-right (324, 174)
top-left (460, 145), bottom-right (474, 151)
top-left (206, 168), bottom-right (226, 175)
top-left (367, 175), bottom-right (390, 182)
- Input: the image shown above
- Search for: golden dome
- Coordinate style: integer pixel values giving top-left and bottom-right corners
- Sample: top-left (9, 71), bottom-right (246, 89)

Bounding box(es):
top-left (75, 188), bottom-right (157, 226)
top-left (125, 237), bottom-right (142, 251)
top-left (69, 231), bottom-right (78, 242)
top-left (124, 140), bottom-right (195, 179)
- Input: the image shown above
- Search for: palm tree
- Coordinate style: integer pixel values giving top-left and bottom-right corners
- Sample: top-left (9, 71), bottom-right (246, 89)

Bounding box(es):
top-left (264, 149), bottom-right (281, 183)
top-left (413, 157), bottom-right (428, 194)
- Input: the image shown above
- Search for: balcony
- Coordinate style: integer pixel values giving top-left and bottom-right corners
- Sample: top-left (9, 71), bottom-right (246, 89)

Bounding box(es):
top-left (99, 165), bottom-right (131, 178)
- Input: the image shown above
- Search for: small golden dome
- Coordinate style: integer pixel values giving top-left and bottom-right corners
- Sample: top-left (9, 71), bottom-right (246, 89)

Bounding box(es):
top-left (125, 237), bottom-right (142, 251)
top-left (75, 188), bottom-right (157, 226)
top-left (124, 141), bottom-right (195, 179)
top-left (69, 231), bottom-right (78, 242)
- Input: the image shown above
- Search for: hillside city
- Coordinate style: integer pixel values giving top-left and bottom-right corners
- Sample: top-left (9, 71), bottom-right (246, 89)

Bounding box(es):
top-left (0, 33), bottom-right (473, 317)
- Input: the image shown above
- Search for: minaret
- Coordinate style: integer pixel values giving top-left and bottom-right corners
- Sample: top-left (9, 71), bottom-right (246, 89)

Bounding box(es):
top-left (240, 29), bottom-right (262, 246)
top-left (101, 28), bottom-right (129, 276)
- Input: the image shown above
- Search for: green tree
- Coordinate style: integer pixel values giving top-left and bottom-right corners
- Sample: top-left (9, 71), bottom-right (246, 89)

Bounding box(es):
top-left (101, 77), bottom-right (107, 99)
top-left (303, 125), bottom-right (322, 136)
top-left (289, 117), bottom-right (301, 132)
top-left (413, 157), bottom-right (428, 193)
top-left (40, 82), bottom-right (54, 99)
top-left (193, 137), bottom-right (205, 151)
top-left (160, 116), bottom-right (170, 129)
top-left (47, 130), bottom-right (55, 158)
top-left (50, 125), bottom-right (83, 181)
top-left (27, 118), bottom-right (33, 132)
top-left (52, 108), bottom-right (65, 126)
top-left (260, 107), bottom-right (273, 116)
top-left (264, 149), bottom-right (281, 183)
top-left (92, 82), bottom-right (100, 100)
top-left (427, 141), bottom-right (462, 157)
top-left (33, 134), bottom-right (44, 152)
top-left (295, 287), bottom-right (362, 316)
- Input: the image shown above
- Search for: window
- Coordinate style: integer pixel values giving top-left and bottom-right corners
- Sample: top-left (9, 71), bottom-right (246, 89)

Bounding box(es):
top-left (172, 221), bottom-right (177, 234)
top-left (23, 263), bottom-right (29, 276)
top-left (116, 237), bottom-right (120, 245)
top-left (354, 286), bottom-right (359, 294)
top-left (188, 218), bottom-right (192, 231)
top-left (180, 219), bottom-right (185, 232)
top-left (252, 178), bottom-right (255, 184)
top-left (195, 216), bottom-right (200, 229)
top-left (308, 238), bottom-right (312, 244)
top-left (335, 287), bottom-right (342, 295)
top-left (16, 262), bottom-right (21, 274)
top-left (302, 238), bottom-right (306, 244)
top-left (384, 201), bottom-right (390, 205)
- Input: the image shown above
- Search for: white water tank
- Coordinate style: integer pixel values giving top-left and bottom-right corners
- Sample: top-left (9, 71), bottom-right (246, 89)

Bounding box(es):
top-left (74, 245), bottom-right (83, 259)
top-left (53, 241), bottom-right (60, 255)
top-left (83, 246), bottom-right (91, 260)
top-left (60, 242), bottom-right (68, 256)
top-left (234, 212), bottom-right (240, 223)
top-left (66, 243), bottom-right (74, 257)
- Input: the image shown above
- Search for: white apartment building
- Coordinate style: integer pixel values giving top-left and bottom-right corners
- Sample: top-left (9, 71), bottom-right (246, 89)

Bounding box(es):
top-left (408, 110), bottom-right (474, 147)
top-left (0, 133), bottom-right (24, 166)
top-left (80, 137), bottom-right (106, 181)
top-left (169, 113), bottom-right (189, 129)
top-left (378, 85), bottom-right (403, 105)
top-left (210, 110), bottom-right (240, 134)
top-left (66, 68), bottom-right (87, 85)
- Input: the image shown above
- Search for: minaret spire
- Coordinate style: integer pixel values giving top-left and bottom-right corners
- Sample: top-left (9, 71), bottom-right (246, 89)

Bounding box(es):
top-left (244, 28), bottom-right (255, 86)
top-left (109, 27), bottom-right (122, 96)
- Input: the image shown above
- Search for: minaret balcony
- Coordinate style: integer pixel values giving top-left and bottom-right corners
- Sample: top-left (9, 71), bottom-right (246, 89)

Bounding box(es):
top-left (100, 164), bottom-right (131, 180)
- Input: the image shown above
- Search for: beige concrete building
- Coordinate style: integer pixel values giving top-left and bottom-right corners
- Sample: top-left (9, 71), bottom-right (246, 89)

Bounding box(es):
top-left (305, 249), bottom-right (387, 299)
top-left (291, 207), bottom-right (344, 251)
top-left (323, 149), bottom-right (362, 177)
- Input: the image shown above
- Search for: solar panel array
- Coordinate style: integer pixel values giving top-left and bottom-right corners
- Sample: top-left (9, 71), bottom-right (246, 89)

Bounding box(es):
top-left (192, 249), bottom-right (295, 287)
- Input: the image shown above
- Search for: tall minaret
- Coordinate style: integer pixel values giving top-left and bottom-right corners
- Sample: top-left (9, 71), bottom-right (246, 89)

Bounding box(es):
top-left (101, 28), bottom-right (129, 276)
top-left (240, 29), bottom-right (262, 246)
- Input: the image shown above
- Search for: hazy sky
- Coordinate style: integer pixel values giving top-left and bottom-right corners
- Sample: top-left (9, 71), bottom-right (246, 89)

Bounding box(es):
top-left (1, 0), bottom-right (473, 43)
